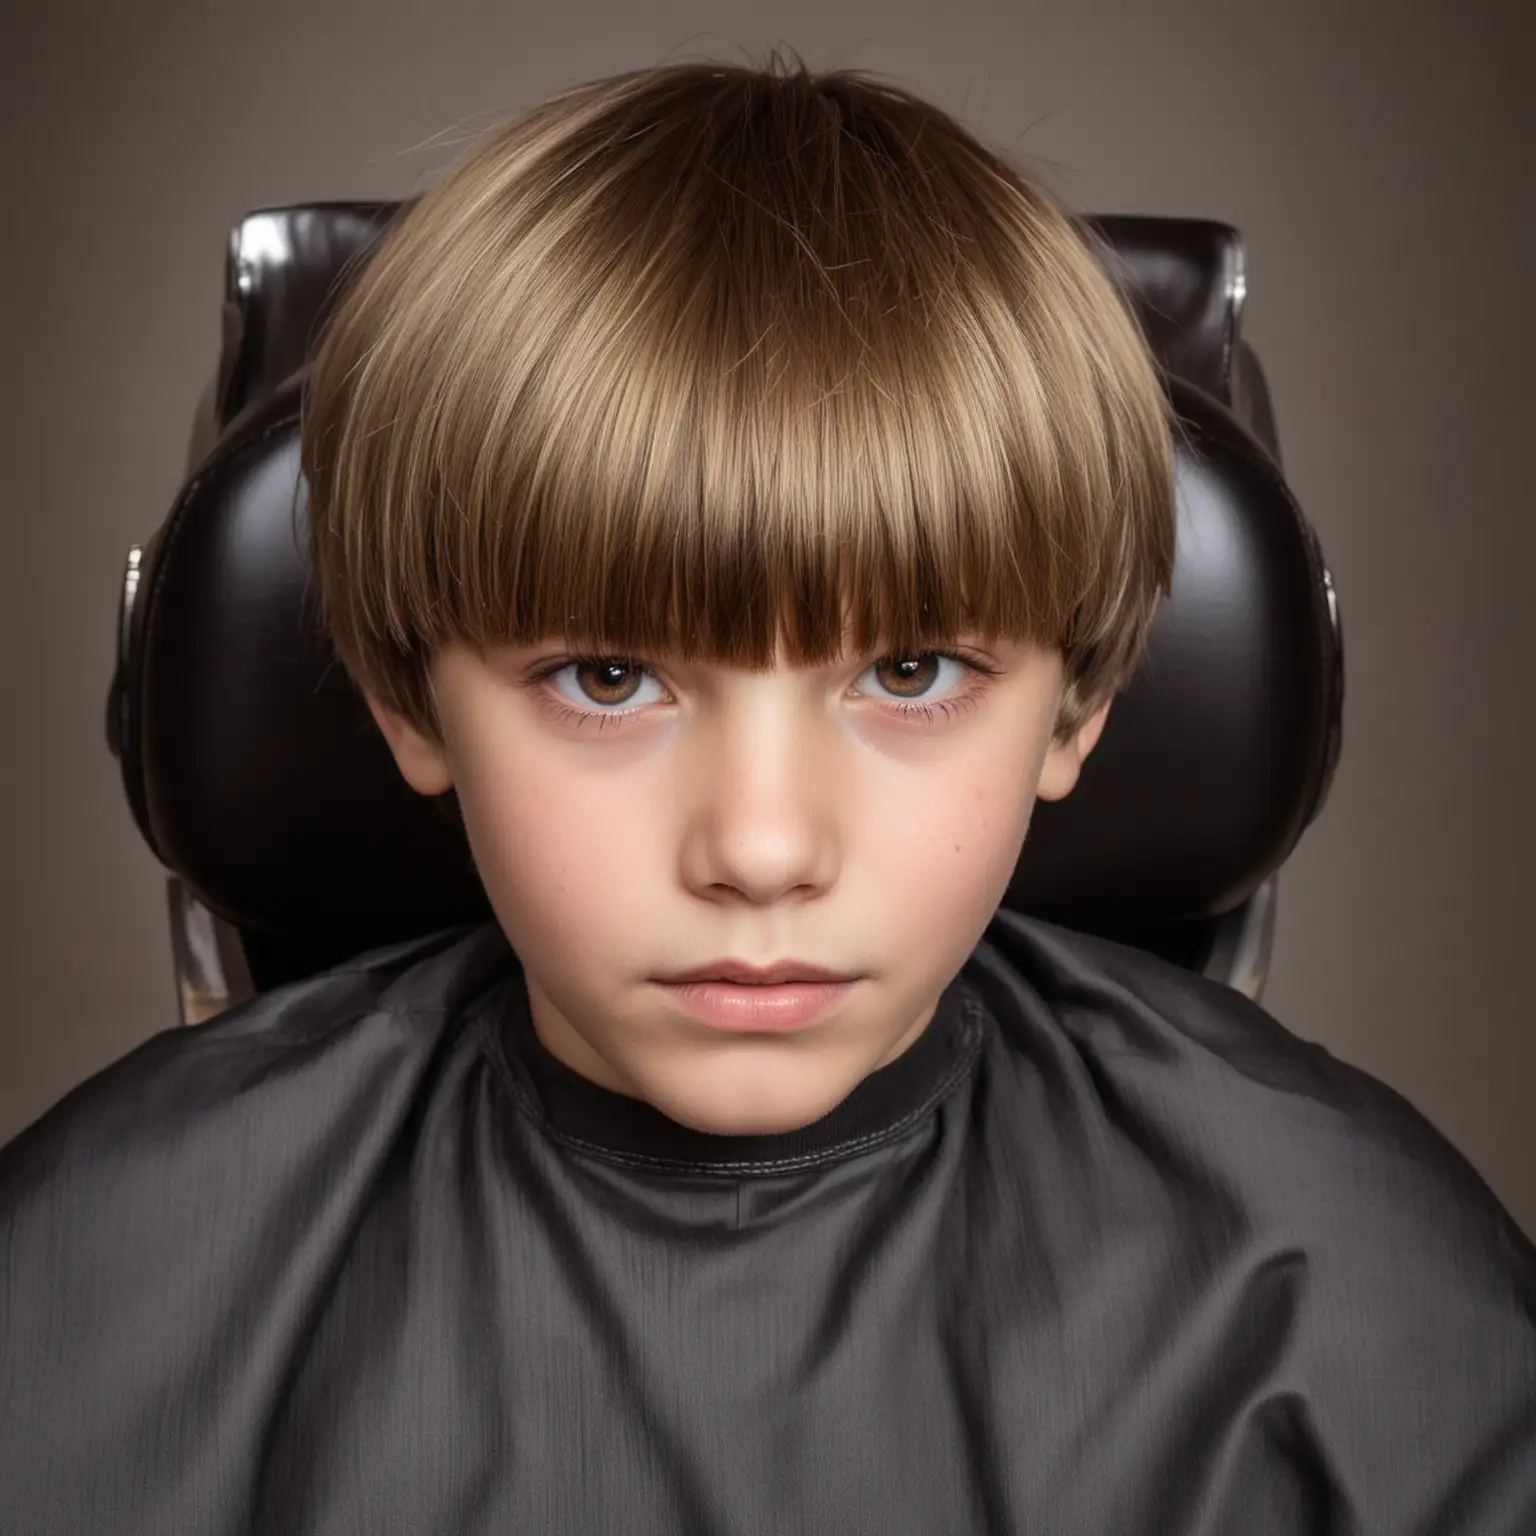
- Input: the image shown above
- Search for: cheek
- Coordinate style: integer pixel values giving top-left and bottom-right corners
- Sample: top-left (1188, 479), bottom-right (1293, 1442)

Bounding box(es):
top-left (451, 743), bottom-right (661, 959)
top-left (860, 751), bottom-right (1037, 910)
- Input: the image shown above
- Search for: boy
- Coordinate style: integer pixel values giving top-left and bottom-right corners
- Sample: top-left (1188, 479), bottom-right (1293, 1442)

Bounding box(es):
top-left (2, 55), bottom-right (1533, 1534)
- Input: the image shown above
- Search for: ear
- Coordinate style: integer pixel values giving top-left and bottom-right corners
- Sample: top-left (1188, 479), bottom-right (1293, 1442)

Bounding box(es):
top-left (362, 690), bottom-right (455, 797)
top-left (1035, 695), bottom-right (1113, 803)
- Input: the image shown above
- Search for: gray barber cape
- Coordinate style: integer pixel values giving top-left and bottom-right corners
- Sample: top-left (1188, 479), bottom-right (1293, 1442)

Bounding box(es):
top-left (3, 909), bottom-right (1534, 1534)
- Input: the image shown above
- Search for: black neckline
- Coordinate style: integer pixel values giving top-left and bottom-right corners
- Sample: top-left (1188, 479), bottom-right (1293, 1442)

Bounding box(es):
top-left (482, 960), bottom-right (982, 1175)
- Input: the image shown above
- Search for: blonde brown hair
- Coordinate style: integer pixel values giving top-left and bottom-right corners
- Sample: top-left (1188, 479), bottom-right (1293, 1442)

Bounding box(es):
top-left (302, 54), bottom-right (1176, 741)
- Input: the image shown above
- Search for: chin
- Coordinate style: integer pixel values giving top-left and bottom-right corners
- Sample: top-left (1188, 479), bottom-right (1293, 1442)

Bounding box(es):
top-left (654, 1071), bottom-right (852, 1137)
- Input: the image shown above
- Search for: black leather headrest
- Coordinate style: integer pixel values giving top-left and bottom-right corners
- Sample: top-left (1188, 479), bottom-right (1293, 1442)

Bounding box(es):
top-left (111, 366), bottom-right (1342, 972)
top-left (216, 205), bottom-right (1254, 426)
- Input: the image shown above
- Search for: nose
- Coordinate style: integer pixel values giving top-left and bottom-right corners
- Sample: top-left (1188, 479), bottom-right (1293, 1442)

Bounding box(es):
top-left (676, 694), bottom-right (841, 906)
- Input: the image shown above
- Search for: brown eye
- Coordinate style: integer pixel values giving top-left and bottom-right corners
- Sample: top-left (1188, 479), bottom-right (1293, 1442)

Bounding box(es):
top-left (573, 659), bottom-right (645, 705)
top-left (872, 654), bottom-right (942, 698)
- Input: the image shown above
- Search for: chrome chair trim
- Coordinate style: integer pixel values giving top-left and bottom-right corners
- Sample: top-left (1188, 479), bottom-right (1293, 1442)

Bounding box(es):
top-left (167, 877), bottom-right (255, 1025)
top-left (1201, 874), bottom-right (1278, 1002)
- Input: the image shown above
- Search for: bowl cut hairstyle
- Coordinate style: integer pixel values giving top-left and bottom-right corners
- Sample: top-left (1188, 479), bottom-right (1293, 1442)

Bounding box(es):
top-left (302, 55), bottom-right (1178, 741)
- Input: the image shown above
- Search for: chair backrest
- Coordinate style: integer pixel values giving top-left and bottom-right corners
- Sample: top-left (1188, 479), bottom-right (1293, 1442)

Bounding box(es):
top-left (108, 205), bottom-right (1344, 993)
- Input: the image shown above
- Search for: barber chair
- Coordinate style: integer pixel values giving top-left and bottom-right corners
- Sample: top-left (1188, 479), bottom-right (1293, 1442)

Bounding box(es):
top-left (106, 204), bottom-right (1344, 1025)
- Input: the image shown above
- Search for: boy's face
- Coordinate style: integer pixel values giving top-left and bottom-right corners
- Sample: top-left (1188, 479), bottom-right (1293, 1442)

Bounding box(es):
top-left (368, 635), bottom-right (1108, 1135)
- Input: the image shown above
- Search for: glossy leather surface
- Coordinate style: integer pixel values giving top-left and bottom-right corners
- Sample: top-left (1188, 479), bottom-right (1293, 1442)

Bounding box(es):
top-left (214, 203), bottom-right (399, 434)
top-left (1013, 378), bottom-right (1337, 925)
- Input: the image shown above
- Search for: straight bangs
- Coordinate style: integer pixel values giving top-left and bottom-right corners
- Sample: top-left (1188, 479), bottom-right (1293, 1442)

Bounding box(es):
top-left (303, 60), bottom-right (1177, 735)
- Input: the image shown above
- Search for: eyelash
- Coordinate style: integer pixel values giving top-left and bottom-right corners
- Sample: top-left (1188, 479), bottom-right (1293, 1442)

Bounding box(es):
top-left (527, 648), bottom-right (1002, 734)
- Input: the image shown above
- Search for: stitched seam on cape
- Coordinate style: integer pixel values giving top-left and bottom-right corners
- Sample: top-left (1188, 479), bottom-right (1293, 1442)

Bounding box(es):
top-left (476, 988), bottom-right (988, 1177)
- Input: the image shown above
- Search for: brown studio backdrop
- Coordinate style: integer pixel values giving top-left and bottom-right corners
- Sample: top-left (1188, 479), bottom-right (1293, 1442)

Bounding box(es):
top-left (3, 0), bottom-right (1532, 1230)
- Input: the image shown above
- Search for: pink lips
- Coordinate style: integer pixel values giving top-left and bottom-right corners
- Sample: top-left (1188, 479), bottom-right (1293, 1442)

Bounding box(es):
top-left (654, 959), bottom-right (860, 1032)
